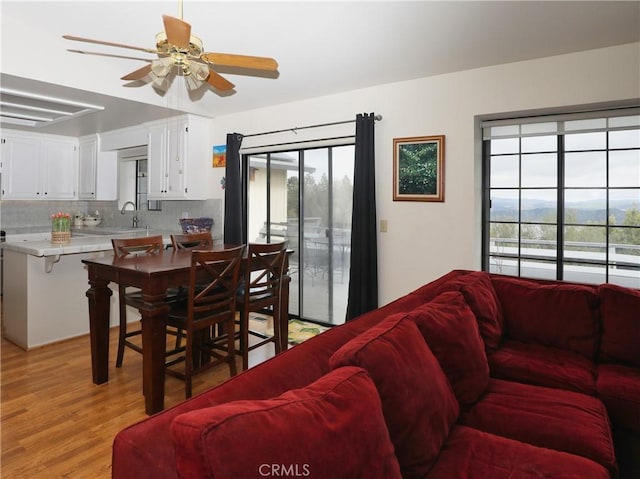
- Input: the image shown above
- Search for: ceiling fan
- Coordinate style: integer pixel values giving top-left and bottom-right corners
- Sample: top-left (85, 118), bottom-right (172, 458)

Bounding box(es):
top-left (63, 2), bottom-right (278, 94)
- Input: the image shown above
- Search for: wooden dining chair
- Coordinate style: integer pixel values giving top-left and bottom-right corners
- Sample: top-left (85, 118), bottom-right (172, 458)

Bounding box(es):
top-left (111, 235), bottom-right (183, 367)
top-left (165, 245), bottom-right (245, 398)
top-left (171, 231), bottom-right (214, 296)
top-left (237, 242), bottom-right (288, 371)
top-left (170, 231), bottom-right (213, 250)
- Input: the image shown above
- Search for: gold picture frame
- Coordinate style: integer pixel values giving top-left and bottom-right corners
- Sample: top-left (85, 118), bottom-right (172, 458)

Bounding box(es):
top-left (393, 135), bottom-right (445, 202)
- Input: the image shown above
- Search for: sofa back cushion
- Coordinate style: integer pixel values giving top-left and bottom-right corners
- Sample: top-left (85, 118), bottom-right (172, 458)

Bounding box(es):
top-left (446, 271), bottom-right (504, 352)
top-left (408, 291), bottom-right (490, 405)
top-left (170, 366), bottom-right (402, 479)
top-left (329, 313), bottom-right (459, 479)
top-left (491, 276), bottom-right (600, 360)
top-left (599, 284), bottom-right (640, 367)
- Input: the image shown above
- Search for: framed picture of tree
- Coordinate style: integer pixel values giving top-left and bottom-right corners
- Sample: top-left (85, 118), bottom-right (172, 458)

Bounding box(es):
top-left (393, 135), bottom-right (445, 202)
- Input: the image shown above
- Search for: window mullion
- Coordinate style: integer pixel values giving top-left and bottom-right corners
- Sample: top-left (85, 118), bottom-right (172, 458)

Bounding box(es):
top-left (605, 132), bottom-right (610, 283)
top-left (481, 140), bottom-right (491, 272)
top-left (518, 136), bottom-right (522, 277)
top-left (557, 135), bottom-right (565, 281)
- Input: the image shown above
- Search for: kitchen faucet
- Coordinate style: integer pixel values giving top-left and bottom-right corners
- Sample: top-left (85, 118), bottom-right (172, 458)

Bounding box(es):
top-left (120, 201), bottom-right (139, 228)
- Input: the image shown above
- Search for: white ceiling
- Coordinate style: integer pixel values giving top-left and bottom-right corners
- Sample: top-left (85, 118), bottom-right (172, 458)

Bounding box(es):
top-left (1, 1), bottom-right (639, 137)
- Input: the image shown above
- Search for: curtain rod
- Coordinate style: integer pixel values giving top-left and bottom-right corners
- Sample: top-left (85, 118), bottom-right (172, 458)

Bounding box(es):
top-left (241, 135), bottom-right (355, 151)
top-left (243, 114), bottom-right (383, 139)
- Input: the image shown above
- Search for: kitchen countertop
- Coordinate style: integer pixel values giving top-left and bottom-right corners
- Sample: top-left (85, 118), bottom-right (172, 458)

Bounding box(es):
top-left (1, 228), bottom-right (180, 257)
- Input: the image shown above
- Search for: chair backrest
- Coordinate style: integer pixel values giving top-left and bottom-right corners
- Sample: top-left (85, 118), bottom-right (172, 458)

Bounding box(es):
top-left (244, 242), bottom-right (288, 302)
top-left (171, 231), bottom-right (213, 251)
top-left (189, 245), bottom-right (245, 326)
top-left (112, 235), bottom-right (164, 258)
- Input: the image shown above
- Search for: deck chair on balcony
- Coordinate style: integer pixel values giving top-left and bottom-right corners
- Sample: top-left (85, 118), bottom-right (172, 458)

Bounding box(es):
top-left (237, 242), bottom-right (288, 371)
top-left (111, 235), bottom-right (183, 367)
top-left (165, 245), bottom-right (244, 398)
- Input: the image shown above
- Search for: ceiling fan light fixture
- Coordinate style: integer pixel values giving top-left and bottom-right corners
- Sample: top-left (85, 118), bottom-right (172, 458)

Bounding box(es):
top-left (184, 73), bottom-right (202, 91)
top-left (151, 56), bottom-right (174, 77)
top-left (190, 61), bottom-right (209, 81)
top-left (63, 6), bottom-right (277, 96)
top-left (152, 74), bottom-right (171, 92)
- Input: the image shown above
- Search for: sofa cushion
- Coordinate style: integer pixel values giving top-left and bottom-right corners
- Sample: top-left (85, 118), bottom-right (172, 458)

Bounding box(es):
top-left (491, 276), bottom-right (600, 360)
top-left (445, 271), bottom-right (504, 352)
top-left (488, 339), bottom-right (597, 395)
top-left (329, 313), bottom-right (459, 479)
top-left (460, 378), bottom-right (617, 473)
top-left (597, 363), bottom-right (640, 433)
top-left (425, 425), bottom-right (610, 479)
top-left (170, 366), bottom-right (402, 479)
top-left (599, 284), bottom-right (640, 367)
top-left (408, 291), bottom-right (490, 405)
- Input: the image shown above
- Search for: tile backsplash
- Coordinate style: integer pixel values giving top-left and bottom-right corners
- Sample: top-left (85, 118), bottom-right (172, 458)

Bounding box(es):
top-left (0, 199), bottom-right (222, 239)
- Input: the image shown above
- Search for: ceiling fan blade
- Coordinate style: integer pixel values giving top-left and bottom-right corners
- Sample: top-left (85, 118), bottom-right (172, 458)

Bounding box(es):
top-left (62, 35), bottom-right (156, 54)
top-left (121, 64), bottom-right (153, 81)
top-left (67, 49), bottom-right (151, 63)
top-left (206, 70), bottom-right (235, 91)
top-left (162, 15), bottom-right (191, 49)
top-left (201, 52), bottom-right (278, 71)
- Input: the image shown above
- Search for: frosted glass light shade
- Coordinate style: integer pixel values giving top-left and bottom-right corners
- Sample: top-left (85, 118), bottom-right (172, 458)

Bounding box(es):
top-left (184, 74), bottom-right (202, 91)
top-left (152, 74), bottom-right (170, 92)
top-left (151, 57), bottom-right (174, 77)
top-left (190, 61), bottom-right (210, 81)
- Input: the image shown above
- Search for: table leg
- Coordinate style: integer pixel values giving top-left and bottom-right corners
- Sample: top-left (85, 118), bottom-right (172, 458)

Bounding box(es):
top-left (139, 296), bottom-right (170, 415)
top-left (86, 277), bottom-right (113, 385)
top-left (280, 276), bottom-right (291, 352)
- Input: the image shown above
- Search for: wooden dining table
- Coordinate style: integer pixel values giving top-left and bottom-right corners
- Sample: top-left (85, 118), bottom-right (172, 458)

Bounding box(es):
top-left (82, 244), bottom-right (290, 415)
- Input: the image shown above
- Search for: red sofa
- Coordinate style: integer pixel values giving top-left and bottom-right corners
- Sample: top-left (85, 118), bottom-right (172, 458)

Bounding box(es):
top-left (112, 270), bottom-right (640, 478)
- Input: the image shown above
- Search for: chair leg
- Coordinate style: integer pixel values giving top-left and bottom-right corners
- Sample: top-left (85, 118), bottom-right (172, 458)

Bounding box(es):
top-left (272, 301), bottom-right (282, 355)
top-left (185, 332), bottom-right (193, 399)
top-left (174, 327), bottom-right (183, 350)
top-left (240, 307), bottom-right (250, 371)
top-left (227, 318), bottom-right (238, 377)
top-left (115, 287), bottom-right (128, 368)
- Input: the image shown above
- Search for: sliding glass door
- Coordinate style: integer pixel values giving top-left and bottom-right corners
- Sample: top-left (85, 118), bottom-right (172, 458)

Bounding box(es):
top-left (244, 145), bottom-right (354, 325)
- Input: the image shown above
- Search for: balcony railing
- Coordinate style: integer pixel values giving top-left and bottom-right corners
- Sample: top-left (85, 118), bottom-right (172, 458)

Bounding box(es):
top-left (489, 237), bottom-right (640, 288)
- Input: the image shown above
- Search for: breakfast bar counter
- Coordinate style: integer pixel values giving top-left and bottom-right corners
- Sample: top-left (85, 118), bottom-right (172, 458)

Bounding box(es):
top-left (2, 227), bottom-right (173, 257)
top-left (1, 228), bottom-right (177, 350)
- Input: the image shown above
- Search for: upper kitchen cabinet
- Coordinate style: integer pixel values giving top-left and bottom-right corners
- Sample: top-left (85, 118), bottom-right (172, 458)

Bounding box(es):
top-left (147, 115), bottom-right (212, 200)
top-left (78, 134), bottom-right (117, 201)
top-left (78, 135), bottom-right (98, 199)
top-left (1, 130), bottom-right (78, 200)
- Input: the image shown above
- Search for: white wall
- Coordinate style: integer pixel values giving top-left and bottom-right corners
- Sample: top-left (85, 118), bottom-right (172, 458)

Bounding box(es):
top-left (210, 43), bottom-right (640, 305)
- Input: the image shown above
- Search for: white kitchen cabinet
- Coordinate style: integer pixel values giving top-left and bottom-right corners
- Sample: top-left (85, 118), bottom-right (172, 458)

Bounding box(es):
top-left (79, 134), bottom-right (118, 201)
top-left (1, 130), bottom-right (77, 200)
top-left (147, 115), bottom-right (211, 200)
top-left (1, 133), bottom-right (41, 198)
top-left (148, 121), bottom-right (186, 199)
top-left (42, 137), bottom-right (78, 199)
top-left (96, 149), bottom-right (118, 201)
top-left (78, 135), bottom-right (98, 199)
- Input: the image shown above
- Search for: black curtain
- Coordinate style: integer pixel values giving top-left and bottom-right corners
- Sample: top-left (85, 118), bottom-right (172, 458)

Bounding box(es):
top-left (223, 133), bottom-right (244, 245)
top-left (346, 113), bottom-right (378, 321)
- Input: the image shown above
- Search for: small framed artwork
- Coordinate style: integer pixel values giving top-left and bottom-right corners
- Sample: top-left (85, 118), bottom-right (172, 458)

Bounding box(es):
top-left (212, 145), bottom-right (226, 168)
top-left (393, 135), bottom-right (445, 202)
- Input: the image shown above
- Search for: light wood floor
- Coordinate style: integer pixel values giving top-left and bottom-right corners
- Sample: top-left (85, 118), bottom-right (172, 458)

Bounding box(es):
top-left (0, 321), bottom-right (276, 478)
